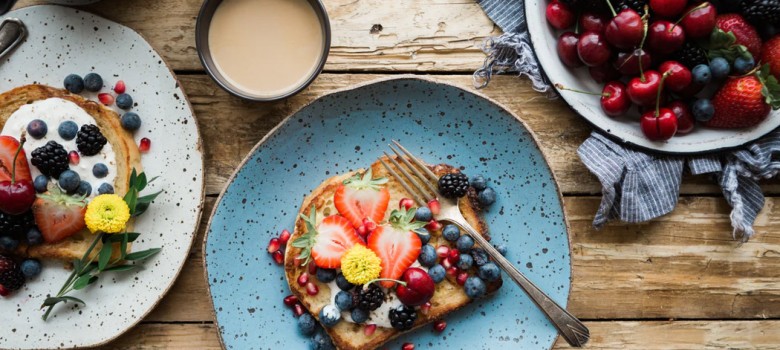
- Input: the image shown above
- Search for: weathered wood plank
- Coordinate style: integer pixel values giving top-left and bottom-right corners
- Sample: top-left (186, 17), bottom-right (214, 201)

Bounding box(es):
top-left (16, 0), bottom-right (500, 72)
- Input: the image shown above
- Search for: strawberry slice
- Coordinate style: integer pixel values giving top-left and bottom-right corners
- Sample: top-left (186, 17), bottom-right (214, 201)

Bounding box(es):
top-left (292, 206), bottom-right (362, 269)
top-left (334, 169), bottom-right (390, 228)
top-left (0, 136), bottom-right (32, 182)
top-left (367, 208), bottom-right (425, 288)
top-left (32, 188), bottom-right (86, 243)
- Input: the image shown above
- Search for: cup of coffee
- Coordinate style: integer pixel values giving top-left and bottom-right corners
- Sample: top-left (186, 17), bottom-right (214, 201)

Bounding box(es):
top-left (196, 0), bottom-right (331, 101)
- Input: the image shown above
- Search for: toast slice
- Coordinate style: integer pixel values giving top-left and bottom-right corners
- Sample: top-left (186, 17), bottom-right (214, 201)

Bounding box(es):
top-left (284, 158), bottom-right (502, 350)
top-left (0, 84), bottom-right (141, 260)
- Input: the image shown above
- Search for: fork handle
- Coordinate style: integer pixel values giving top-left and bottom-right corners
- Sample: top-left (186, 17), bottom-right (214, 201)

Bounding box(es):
top-left (454, 220), bottom-right (590, 347)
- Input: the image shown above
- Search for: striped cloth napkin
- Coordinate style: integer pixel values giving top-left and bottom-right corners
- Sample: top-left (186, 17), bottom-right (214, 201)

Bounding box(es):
top-left (475, 0), bottom-right (780, 241)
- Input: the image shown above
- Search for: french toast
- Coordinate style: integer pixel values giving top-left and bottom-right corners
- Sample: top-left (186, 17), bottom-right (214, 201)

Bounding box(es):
top-left (284, 158), bottom-right (502, 350)
top-left (0, 84), bottom-right (141, 260)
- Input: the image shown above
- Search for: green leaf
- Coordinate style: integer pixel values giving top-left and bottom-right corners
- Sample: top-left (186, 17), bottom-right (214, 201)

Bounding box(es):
top-left (291, 206), bottom-right (318, 266)
top-left (706, 29), bottom-right (754, 63)
top-left (73, 275), bottom-right (97, 290)
top-left (137, 190), bottom-right (162, 204)
top-left (136, 172), bottom-right (148, 192)
top-left (108, 232), bottom-right (141, 243)
top-left (147, 176), bottom-right (160, 184)
top-left (120, 232), bottom-right (129, 259)
top-left (59, 296), bottom-right (86, 305)
top-left (124, 248), bottom-right (162, 261)
top-left (129, 168), bottom-right (138, 188)
top-left (133, 202), bottom-right (150, 217)
top-left (103, 265), bottom-right (137, 272)
top-left (72, 259), bottom-right (83, 273)
top-left (124, 188), bottom-right (138, 215)
top-left (98, 242), bottom-right (113, 271)
top-left (41, 296), bottom-right (83, 307)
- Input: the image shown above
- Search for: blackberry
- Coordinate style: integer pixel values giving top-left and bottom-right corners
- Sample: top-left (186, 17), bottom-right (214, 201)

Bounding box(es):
top-left (612, 0), bottom-right (648, 15)
top-left (0, 255), bottom-right (24, 292)
top-left (356, 284), bottom-right (384, 311)
top-left (31, 141), bottom-right (68, 178)
top-left (0, 211), bottom-right (34, 239)
top-left (438, 172), bottom-right (469, 198)
top-left (558, 0), bottom-right (608, 12)
top-left (742, 0), bottom-right (780, 26)
top-left (388, 304), bottom-right (417, 331)
top-left (76, 124), bottom-right (107, 156)
top-left (673, 42), bottom-right (708, 70)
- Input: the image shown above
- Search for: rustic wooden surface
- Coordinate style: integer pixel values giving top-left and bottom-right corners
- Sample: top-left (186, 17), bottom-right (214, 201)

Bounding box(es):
top-left (14, 0), bottom-right (780, 348)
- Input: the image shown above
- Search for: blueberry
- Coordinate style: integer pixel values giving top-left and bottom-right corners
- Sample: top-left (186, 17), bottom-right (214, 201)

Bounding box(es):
top-left (0, 236), bottom-right (19, 250)
top-left (20, 259), bottom-right (41, 278)
top-left (456, 235), bottom-right (474, 252)
top-left (316, 268), bottom-right (337, 283)
top-left (457, 254), bottom-right (474, 270)
top-left (442, 224), bottom-right (460, 242)
top-left (414, 207), bottom-right (432, 222)
top-left (470, 174), bottom-right (487, 191)
top-left (116, 93), bottom-right (133, 110)
top-left (120, 112), bottom-right (142, 132)
top-left (98, 183), bottom-right (115, 194)
top-left (464, 276), bottom-right (487, 299)
top-left (27, 120), bottom-right (48, 139)
top-left (733, 56), bottom-right (755, 75)
top-left (312, 328), bottom-right (336, 350)
top-left (298, 313), bottom-right (316, 336)
top-left (26, 227), bottom-right (43, 246)
top-left (318, 304), bottom-right (341, 328)
top-left (477, 187), bottom-right (497, 207)
top-left (350, 308), bottom-right (369, 324)
top-left (692, 64), bottom-right (712, 85)
top-left (470, 248), bottom-right (489, 266)
top-left (334, 290), bottom-right (353, 311)
top-left (76, 181), bottom-right (92, 196)
top-left (58, 170), bottom-right (81, 193)
top-left (93, 163), bottom-right (109, 178)
top-left (494, 243), bottom-right (508, 256)
top-left (427, 264), bottom-right (446, 283)
top-left (478, 262), bottom-right (501, 282)
top-left (709, 57), bottom-right (730, 79)
top-left (63, 74), bottom-right (84, 93)
top-left (692, 99), bottom-right (715, 122)
top-left (33, 175), bottom-right (48, 193)
top-left (83, 73), bottom-right (103, 92)
top-left (415, 228), bottom-right (430, 245)
top-left (335, 273), bottom-right (354, 291)
top-left (58, 121), bottom-right (79, 140)
top-left (418, 244), bottom-right (437, 267)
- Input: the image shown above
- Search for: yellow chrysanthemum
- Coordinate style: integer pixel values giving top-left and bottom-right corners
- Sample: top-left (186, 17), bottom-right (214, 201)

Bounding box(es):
top-left (340, 245), bottom-right (382, 285)
top-left (85, 194), bottom-right (131, 233)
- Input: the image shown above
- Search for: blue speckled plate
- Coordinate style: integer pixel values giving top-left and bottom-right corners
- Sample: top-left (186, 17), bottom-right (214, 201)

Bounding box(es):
top-left (204, 77), bottom-right (571, 350)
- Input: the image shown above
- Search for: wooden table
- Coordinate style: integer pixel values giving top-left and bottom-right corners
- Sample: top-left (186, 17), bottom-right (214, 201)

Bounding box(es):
top-left (15, 0), bottom-right (780, 348)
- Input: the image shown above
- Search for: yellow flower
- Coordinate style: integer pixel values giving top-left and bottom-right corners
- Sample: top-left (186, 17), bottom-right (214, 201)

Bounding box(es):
top-left (85, 194), bottom-right (131, 233)
top-left (340, 245), bottom-right (382, 285)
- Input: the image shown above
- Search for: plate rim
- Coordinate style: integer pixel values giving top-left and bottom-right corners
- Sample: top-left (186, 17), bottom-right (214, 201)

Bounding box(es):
top-left (3, 5), bottom-right (206, 349)
top-left (201, 75), bottom-right (574, 350)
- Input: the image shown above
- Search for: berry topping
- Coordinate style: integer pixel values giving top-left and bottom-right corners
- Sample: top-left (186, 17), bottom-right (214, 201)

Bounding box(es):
top-left (120, 112), bottom-right (142, 132)
top-left (478, 262), bottom-right (501, 282)
top-left (716, 14), bottom-right (763, 58)
top-left (76, 124), bottom-right (107, 156)
top-left (33, 175), bottom-right (48, 193)
top-left (367, 208), bottom-right (424, 288)
top-left (58, 170), bottom-right (81, 193)
top-left (31, 141), bottom-right (68, 178)
top-left (83, 73), bottom-right (103, 92)
top-left (356, 283), bottom-right (384, 311)
top-left (0, 210), bottom-right (34, 238)
top-left (464, 276), bottom-right (487, 299)
top-left (351, 308), bottom-right (369, 324)
top-left (335, 273), bottom-right (355, 291)
top-left (139, 137), bottom-right (151, 153)
top-left (428, 264), bottom-right (446, 283)
top-left (316, 267), bottom-right (337, 283)
top-left (433, 320), bottom-right (447, 332)
top-left (0, 136), bottom-right (32, 183)
top-left (333, 169), bottom-right (390, 228)
top-left (283, 294), bottom-right (298, 307)
top-left (389, 304), bottom-right (417, 331)
top-left (297, 313), bottom-right (316, 336)
top-left (417, 244), bottom-right (437, 267)
top-left (116, 93), bottom-right (133, 110)
top-left (32, 187), bottom-right (87, 244)
top-left (97, 183), bottom-right (114, 194)
top-left (456, 235), bottom-right (475, 252)
top-left (442, 224), bottom-right (460, 242)
top-left (0, 136), bottom-right (35, 215)
top-left (57, 121), bottom-right (79, 140)
top-left (0, 255), bottom-right (24, 294)
top-left (113, 80), bottom-right (126, 94)
top-left (396, 267), bottom-right (435, 306)
top-left (478, 187), bottom-right (497, 206)
top-left (335, 290), bottom-right (354, 311)
top-left (98, 93), bottom-right (114, 106)
top-left (673, 42), bottom-right (708, 70)
top-left (26, 119), bottom-right (47, 139)
top-left (92, 163), bottom-right (109, 178)
top-left (291, 206), bottom-right (362, 269)
top-left (319, 304), bottom-right (341, 327)
top-left (76, 181), bottom-right (92, 197)
top-left (63, 74), bottom-right (84, 94)
top-left (470, 247), bottom-right (489, 266)
top-left (20, 258), bottom-right (41, 278)
top-left (25, 227), bottom-right (43, 246)
top-left (437, 172), bottom-right (469, 198)
top-left (413, 206), bottom-right (432, 222)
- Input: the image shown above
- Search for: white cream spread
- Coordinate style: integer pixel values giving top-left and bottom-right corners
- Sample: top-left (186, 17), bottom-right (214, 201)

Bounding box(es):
top-left (0, 98), bottom-right (117, 199)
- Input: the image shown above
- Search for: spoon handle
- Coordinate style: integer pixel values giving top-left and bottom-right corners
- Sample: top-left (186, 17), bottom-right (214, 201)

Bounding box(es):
top-left (0, 18), bottom-right (25, 60)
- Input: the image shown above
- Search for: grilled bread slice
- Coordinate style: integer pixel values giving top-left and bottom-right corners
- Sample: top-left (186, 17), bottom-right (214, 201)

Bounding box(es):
top-left (284, 158), bottom-right (502, 350)
top-left (0, 84), bottom-right (141, 260)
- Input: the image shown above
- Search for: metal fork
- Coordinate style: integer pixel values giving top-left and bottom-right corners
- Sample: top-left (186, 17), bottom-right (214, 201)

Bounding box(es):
top-left (379, 140), bottom-right (589, 348)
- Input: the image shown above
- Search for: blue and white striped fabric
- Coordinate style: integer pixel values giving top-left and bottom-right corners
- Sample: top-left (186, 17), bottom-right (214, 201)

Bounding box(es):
top-left (475, 0), bottom-right (779, 241)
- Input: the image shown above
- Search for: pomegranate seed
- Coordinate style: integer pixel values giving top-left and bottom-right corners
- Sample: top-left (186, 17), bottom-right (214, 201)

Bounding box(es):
top-left (433, 320), bottom-right (447, 332)
top-left (456, 271), bottom-right (469, 285)
top-left (441, 257), bottom-right (453, 269)
top-left (447, 249), bottom-right (460, 263)
top-left (364, 220), bottom-right (377, 232)
top-left (114, 80), bottom-right (126, 94)
top-left (364, 324), bottom-right (377, 336)
top-left (272, 251), bottom-right (283, 265)
top-left (68, 151), bottom-right (80, 165)
top-left (357, 225), bottom-right (368, 237)
top-left (283, 295), bottom-right (298, 307)
top-left (420, 302), bottom-right (431, 315)
top-left (436, 245), bottom-right (450, 258)
top-left (293, 303), bottom-right (305, 317)
top-left (306, 282), bottom-right (319, 296)
top-left (428, 199), bottom-right (441, 215)
top-left (297, 272), bottom-right (309, 286)
top-left (294, 257), bottom-right (304, 266)
top-left (446, 266), bottom-right (458, 277)
top-left (402, 342), bottom-right (415, 350)
top-left (139, 138), bottom-right (151, 153)
top-left (98, 93), bottom-right (114, 105)
top-left (426, 219), bottom-right (442, 231)
top-left (279, 229), bottom-right (291, 244)
top-left (267, 238), bottom-right (281, 253)
top-left (399, 198), bottom-right (415, 210)
top-left (308, 262), bottom-right (318, 275)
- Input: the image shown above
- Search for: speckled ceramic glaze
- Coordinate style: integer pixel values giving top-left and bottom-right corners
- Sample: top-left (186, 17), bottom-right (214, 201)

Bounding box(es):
top-left (204, 77), bottom-right (571, 350)
top-left (0, 5), bottom-right (204, 349)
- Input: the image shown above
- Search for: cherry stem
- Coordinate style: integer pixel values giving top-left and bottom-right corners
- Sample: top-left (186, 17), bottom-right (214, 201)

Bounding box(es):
top-left (638, 18), bottom-right (649, 81)
top-left (9, 134), bottom-right (25, 184)
top-left (672, 2), bottom-right (709, 30)
top-left (604, 0), bottom-right (617, 17)
top-left (366, 278), bottom-right (407, 287)
top-left (555, 83), bottom-right (605, 97)
top-left (655, 71), bottom-right (672, 116)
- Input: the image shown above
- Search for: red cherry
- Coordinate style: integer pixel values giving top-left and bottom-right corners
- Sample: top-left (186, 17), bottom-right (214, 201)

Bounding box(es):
top-left (658, 61), bottom-right (692, 92)
top-left (546, 0), bottom-right (576, 30)
top-left (557, 32), bottom-right (583, 68)
top-left (614, 49), bottom-right (652, 76)
top-left (641, 108), bottom-right (678, 141)
top-left (627, 71), bottom-right (663, 106)
top-left (605, 9), bottom-right (644, 50)
top-left (0, 137), bottom-right (35, 215)
top-left (577, 31), bottom-right (612, 67)
top-left (680, 2), bottom-right (717, 39)
top-left (647, 21), bottom-right (685, 55)
top-left (399, 198), bottom-right (414, 210)
top-left (668, 101), bottom-right (695, 134)
top-left (579, 12), bottom-right (609, 34)
top-left (396, 267), bottom-right (435, 306)
top-left (649, 0), bottom-right (688, 18)
top-left (601, 81), bottom-right (632, 117)
top-left (589, 64), bottom-right (621, 83)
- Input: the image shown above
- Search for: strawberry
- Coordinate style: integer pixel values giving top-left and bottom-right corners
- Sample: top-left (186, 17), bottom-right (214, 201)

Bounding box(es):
top-left (32, 187), bottom-right (87, 243)
top-left (715, 14), bottom-right (763, 59)
top-left (334, 169), bottom-right (390, 228)
top-left (707, 65), bottom-right (780, 128)
top-left (291, 206), bottom-right (362, 269)
top-left (0, 136), bottom-right (32, 182)
top-left (367, 208), bottom-right (424, 288)
top-left (761, 35), bottom-right (780, 80)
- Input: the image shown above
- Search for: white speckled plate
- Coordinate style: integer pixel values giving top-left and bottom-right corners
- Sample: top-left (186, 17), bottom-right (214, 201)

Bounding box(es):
top-left (0, 5), bottom-right (204, 349)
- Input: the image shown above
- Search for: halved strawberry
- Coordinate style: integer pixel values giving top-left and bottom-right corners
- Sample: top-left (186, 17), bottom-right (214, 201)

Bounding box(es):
top-left (292, 206), bottom-right (362, 269)
top-left (32, 188), bottom-right (86, 244)
top-left (0, 136), bottom-right (32, 182)
top-left (367, 208), bottom-right (424, 288)
top-left (334, 169), bottom-right (390, 228)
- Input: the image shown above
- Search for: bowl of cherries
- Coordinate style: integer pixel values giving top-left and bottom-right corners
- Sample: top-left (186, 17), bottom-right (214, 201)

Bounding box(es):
top-left (526, 0), bottom-right (780, 153)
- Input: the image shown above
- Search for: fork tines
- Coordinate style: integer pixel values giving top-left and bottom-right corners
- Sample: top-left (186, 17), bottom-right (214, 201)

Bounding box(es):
top-left (378, 140), bottom-right (439, 206)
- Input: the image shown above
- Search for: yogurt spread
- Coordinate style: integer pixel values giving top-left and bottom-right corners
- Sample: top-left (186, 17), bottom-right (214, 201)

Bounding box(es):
top-left (0, 98), bottom-right (117, 198)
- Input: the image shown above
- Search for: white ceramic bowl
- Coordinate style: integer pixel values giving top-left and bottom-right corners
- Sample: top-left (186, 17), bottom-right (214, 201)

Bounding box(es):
top-left (525, 0), bottom-right (780, 154)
